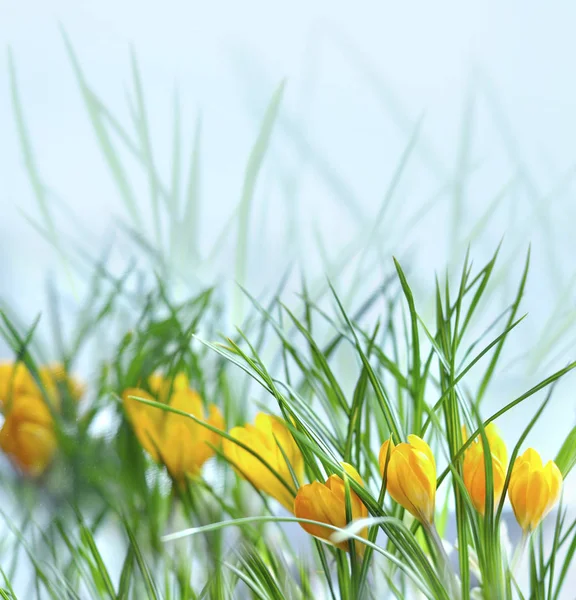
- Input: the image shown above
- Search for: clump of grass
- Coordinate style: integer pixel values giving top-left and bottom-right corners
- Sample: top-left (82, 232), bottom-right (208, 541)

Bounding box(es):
top-left (3, 35), bottom-right (576, 600)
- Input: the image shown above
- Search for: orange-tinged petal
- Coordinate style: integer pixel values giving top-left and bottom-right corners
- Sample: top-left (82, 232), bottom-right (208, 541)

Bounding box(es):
top-left (0, 394), bottom-right (57, 476)
top-left (294, 483), bottom-right (338, 543)
top-left (294, 472), bottom-right (368, 553)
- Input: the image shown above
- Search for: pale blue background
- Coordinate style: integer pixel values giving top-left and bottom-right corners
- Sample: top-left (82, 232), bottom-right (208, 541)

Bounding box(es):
top-left (1, 4), bottom-right (576, 576)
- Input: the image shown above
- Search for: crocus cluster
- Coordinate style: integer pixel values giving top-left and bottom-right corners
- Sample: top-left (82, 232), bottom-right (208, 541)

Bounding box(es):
top-left (378, 427), bottom-right (562, 534)
top-left (0, 361), bottom-right (83, 476)
top-left (223, 416), bottom-right (563, 551)
top-left (122, 388), bottom-right (564, 549)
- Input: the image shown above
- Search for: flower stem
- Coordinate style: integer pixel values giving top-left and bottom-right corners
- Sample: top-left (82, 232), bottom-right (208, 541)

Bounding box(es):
top-left (510, 531), bottom-right (529, 575)
top-left (426, 523), bottom-right (461, 600)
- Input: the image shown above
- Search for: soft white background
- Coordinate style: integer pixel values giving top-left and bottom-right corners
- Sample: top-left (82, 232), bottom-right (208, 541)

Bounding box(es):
top-left (1, 3), bottom-right (576, 588)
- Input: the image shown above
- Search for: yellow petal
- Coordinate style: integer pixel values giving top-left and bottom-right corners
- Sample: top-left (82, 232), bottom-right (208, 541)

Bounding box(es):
top-left (294, 480), bottom-right (365, 553)
top-left (122, 388), bottom-right (163, 460)
top-left (379, 439), bottom-right (396, 476)
top-left (387, 447), bottom-right (422, 520)
top-left (521, 448), bottom-right (543, 470)
top-left (294, 483), bottom-right (337, 543)
top-left (0, 394), bottom-right (56, 476)
top-left (509, 463), bottom-right (530, 530)
top-left (509, 448), bottom-right (560, 531)
top-left (186, 405), bottom-right (225, 474)
top-left (408, 434), bottom-right (436, 468)
top-left (223, 424), bottom-right (295, 512)
top-left (543, 460), bottom-right (562, 515)
top-left (526, 470), bottom-right (549, 530)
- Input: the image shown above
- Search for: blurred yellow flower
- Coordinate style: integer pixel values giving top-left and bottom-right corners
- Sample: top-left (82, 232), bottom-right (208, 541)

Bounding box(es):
top-left (222, 413), bottom-right (303, 512)
top-left (379, 435), bottom-right (436, 525)
top-left (462, 423), bottom-right (508, 515)
top-left (0, 362), bottom-right (31, 404)
top-left (123, 374), bottom-right (224, 481)
top-left (0, 361), bottom-right (83, 411)
top-left (294, 463), bottom-right (368, 553)
top-left (0, 394), bottom-right (57, 476)
top-left (508, 448), bottom-right (562, 532)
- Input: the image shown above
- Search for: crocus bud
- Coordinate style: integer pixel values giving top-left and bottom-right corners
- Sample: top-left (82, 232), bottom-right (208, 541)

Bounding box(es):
top-left (379, 434), bottom-right (436, 525)
top-left (294, 463), bottom-right (368, 552)
top-left (223, 413), bottom-right (303, 512)
top-left (508, 448), bottom-right (562, 532)
top-left (462, 423), bottom-right (508, 515)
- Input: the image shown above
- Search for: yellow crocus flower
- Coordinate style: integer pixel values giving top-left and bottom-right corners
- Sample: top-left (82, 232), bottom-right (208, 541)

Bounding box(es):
top-left (0, 361), bottom-right (83, 411)
top-left (508, 448), bottom-right (562, 532)
top-left (462, 423), bottom-right (508, 515)
top-left (294, 462), bottom-right (368, 553)
top-left (222, 413), bottom-right (303, 512)
top-left (0, 362), bottom-right (31, 405)
top-left (379, 435), bottom-right (436, 525)
top-left (123, 374), bottom-right (224, 482)
top-left (0, 394), bottom-right (57, 476)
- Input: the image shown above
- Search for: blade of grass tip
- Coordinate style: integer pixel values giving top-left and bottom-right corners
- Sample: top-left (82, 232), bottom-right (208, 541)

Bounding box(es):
top-left (345, 118), bottom-right (422, 304)
top-left (451, 81), bottom-right (475, 252)
top-left (393, 257), bottom-right (423, 432)
top-left (129, 48), bottom-right (163, 252)
top-left (60, 27), bottom-right (143, 230)
top-left (328, 281), bottom-right (404, 442)
top-left (477, 67), bottom-right (561, 292)
top-left (232, 80), bottom-right (285, 323)
top-left (122, 519), bottom-right (160, 600)
top-left (234, 53), bottom-right (366, 228)
top-left (476, 246), bottom-right (530, 405)
top-left (8, 48), bottom-right (75, 291)
top-left (170, 86), bottom-right (182, 214)
top-left (420, 313), bottom-right (528, 437)
top-left (280, 302), bottom-right (350, 416)
top-left (180, 113), bottom-right (202, 265)
top-left (456, 241), bottom-right (502, 347)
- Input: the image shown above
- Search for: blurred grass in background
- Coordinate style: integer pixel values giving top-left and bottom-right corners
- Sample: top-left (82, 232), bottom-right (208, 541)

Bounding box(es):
top-left (1, 25), bottom-right (576, 600)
